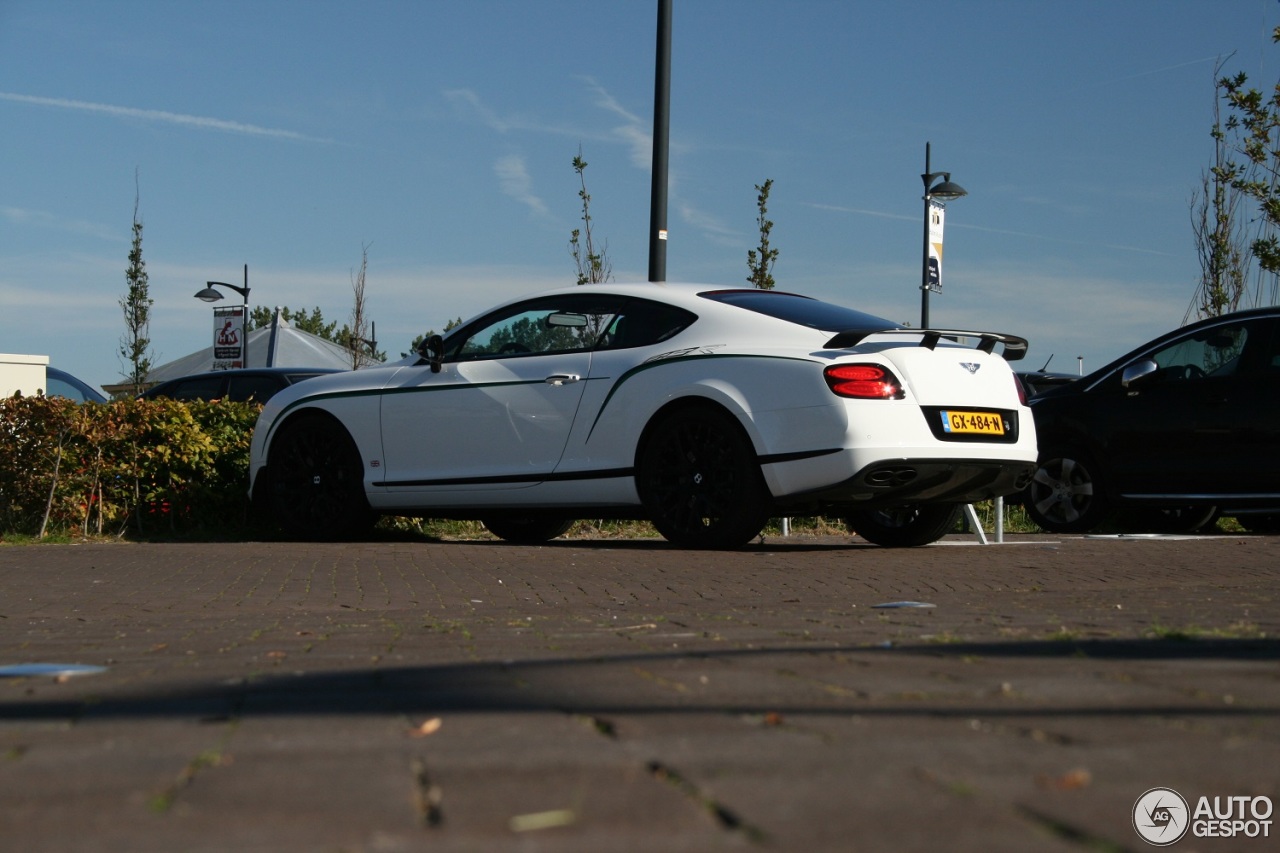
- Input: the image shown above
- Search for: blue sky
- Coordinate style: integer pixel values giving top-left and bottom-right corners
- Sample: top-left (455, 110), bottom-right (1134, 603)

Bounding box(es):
top-left (3, 0), bottom-right (1278, 391)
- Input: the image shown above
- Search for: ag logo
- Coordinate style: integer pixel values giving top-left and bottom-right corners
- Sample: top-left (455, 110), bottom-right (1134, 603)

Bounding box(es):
top-left (1133, 787), bottom-right (1190, 846)
top-left (959, 362), bottom-right (981, 374)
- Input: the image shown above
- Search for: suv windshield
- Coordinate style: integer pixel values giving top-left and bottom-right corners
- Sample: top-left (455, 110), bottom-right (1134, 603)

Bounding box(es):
top-left (699, 289), bottom-right (898, 333)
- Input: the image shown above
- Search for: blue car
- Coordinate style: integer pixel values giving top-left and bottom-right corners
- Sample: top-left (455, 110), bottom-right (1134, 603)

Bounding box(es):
top-left (46, 367), bottom-right (107, 404)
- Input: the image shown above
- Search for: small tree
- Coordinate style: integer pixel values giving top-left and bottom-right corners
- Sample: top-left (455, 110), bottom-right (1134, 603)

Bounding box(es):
top-left (1216, 29), bottom-right (1280, 306)
top-left (345, 242), bottom-right (375, 369)
top-left (119, 174), bottom-right (154, 394)
top-left (569, 148), bottom-right (612, 285)
top-left (746, 179), bottom-right (779, 289)
top-left (1188, 57), bottom-right (1251, 321)
top-left (248, 306), bottom-right (339, 340)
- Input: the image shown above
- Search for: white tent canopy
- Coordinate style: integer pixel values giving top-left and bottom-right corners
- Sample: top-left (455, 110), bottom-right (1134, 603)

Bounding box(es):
top-left (104, 315), bottom-right (379, 394)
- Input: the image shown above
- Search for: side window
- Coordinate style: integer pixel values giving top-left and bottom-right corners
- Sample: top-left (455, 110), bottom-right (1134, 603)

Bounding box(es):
top-left (1260, 323), bottom-right (1280, 373)
top-left (169, 376), bottom-right (225, 400)
top-left (597, 300), bottom-right (696, 349)
top-left (45, 376), bottom-right (85, 402)
top-left (1150, 323), bottom-right (1248, 381)
top-left (445, 296), bottom-right (627, 361)
top-left (228, 375), bottom-right (285, 403)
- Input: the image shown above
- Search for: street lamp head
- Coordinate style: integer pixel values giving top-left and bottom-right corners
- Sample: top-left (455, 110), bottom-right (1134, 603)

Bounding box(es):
top-left (194, 279), bottom-right (250, 304)
top-left (927, 179), bottom-right (968, 201)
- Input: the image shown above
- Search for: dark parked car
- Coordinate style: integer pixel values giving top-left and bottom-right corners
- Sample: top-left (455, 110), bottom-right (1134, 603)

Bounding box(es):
top-left (140, 368), bottom-right (341, 404)
top-left (1024, 307), bottom-right (1280, 534)
top-left (1016, 370), bottom-right (1079, 398)
top-left (46, 367), bottom-right (108, 403)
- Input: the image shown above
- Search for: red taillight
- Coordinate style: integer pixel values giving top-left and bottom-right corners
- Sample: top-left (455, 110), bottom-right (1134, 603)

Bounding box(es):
top-left (1013, 373), bottom-right (1028, 406)
top-left (824, 364), bottom-right (903, 399)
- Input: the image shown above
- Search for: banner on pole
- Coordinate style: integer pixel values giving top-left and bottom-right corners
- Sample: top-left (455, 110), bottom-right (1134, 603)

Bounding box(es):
top-left (212, 305), bottom-right (245, 370)
top-left (927, 199), bottom-right (946, 293)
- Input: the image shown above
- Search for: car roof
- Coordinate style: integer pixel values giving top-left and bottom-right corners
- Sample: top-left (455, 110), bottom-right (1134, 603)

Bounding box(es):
top-left (141, 367), bottom-right (344, 397)
top-left (1075, 306), bottom-right (1280, 391)
top-left (46, 366), bottom-right (108, 403)
top-left (448, 282), bottom-right (897, 335)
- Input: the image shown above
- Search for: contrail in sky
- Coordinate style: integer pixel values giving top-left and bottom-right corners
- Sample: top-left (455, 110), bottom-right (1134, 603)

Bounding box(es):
top-left (0, 92), bottom-right (331, 142)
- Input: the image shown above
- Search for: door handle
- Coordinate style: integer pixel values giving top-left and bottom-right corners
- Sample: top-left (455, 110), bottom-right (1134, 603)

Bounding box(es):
top-left (545, 374), bottom-right (581, 386)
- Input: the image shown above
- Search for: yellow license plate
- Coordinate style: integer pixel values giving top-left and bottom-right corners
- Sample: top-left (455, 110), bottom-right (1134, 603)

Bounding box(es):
top-left (941, 410), bottom-right (1004, 435)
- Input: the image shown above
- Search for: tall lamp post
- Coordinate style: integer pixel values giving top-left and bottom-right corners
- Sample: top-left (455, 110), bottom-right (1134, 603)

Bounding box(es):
top-left (919, 143), bottom-right (967, 329)
top-left (194, 264), bottom-right (251, 368)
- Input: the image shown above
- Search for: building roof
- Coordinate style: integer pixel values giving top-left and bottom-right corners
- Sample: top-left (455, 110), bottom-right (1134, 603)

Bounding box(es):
top-left (103, 316), bottom-right (379, 395)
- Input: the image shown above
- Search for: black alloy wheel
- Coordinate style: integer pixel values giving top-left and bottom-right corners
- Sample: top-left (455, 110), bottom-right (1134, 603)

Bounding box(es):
top-left (268, 415), bottom-right (374, 539)
top-left (1024, 448), bottom-right (1110, 533)
top-left (636, 406), bottom-right (771, 549)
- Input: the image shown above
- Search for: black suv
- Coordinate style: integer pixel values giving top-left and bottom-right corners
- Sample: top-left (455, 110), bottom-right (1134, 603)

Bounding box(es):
top-left (1024, 307), bottom-right (1280, 534)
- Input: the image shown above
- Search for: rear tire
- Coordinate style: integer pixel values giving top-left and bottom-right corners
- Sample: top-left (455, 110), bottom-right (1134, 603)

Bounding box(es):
top-left (636, 406), bottom-right (771, 549)
top-left (845, 504), bottom-right (961, 547)
top-left (482, 516), bottom-right (574, 544)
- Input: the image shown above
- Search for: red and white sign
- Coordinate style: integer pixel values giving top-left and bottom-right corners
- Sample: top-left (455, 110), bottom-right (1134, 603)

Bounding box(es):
top-left (212, 305), bottom-right (245, 370)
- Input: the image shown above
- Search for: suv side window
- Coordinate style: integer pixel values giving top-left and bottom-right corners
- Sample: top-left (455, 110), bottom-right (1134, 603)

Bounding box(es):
top-left (168, 376), bottom-right (226, 400)
top-left (1149, 323), bottom-right (1249, 382)
top-left (228, 375), bottom-right (286, 402)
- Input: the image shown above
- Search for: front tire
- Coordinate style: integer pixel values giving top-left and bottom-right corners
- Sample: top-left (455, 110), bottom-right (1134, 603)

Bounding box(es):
top-left (1024, 448), bottom-right (1110, 533)
top-left (636, 406), bottom-right (771, 549)
top-left (845, 504), bottom-right (961, 547)
top-left (267, 415), bottom-right (374, 539)
top-left (482, 516), bottom-right (575, 544)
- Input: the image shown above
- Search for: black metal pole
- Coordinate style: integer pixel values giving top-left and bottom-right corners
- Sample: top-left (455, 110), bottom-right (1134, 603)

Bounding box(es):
top-left (648, 0), bottom-right (672, 282)
top-left (920, 142), bottom-right (931, 329)
top-left (244, 264), bottom-right (252, 366)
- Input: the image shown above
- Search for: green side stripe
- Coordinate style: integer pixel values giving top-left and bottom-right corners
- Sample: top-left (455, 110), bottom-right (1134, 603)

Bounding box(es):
top-left (585, 352), bottom-right (813, 439)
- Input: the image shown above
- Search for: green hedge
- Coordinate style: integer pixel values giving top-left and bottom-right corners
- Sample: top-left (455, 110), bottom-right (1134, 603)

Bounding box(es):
top-left (0, 395), bottom-right (260, 538)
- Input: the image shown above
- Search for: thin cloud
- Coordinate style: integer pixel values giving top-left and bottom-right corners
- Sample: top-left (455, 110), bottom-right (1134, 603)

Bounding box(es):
top-left (678, 201), bottom-right (739, 247)
top-left (805, 202), bottom-right (1170, 256)
top-left (581, 76), bottom-right (651, 169)
top-left (443, 88), bottom-right (511, 133)
top-left (2, 206), bottom-right (118, 241)
top-left (494, 154), bottom-right (550, 217)
top-left (0, 92), bottom-right (333, 142)
top-left (807, 202), bottom-right (914, 223)
top-left (443, 88), bottom-right (589, 139)
top-left (1112, 55), bottom-right (1221, 83)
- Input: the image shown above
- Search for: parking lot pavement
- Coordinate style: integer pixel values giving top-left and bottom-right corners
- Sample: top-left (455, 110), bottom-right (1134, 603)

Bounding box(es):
top-left (1, 532), bottom-right (1277, 852)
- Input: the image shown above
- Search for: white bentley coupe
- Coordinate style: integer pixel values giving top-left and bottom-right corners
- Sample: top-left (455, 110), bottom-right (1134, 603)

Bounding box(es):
top-left (248, 284), bottom-right (1037, 548)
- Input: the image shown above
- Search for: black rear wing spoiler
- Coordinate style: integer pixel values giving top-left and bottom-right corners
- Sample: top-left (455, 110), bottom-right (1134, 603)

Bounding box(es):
top-left (824, 328), bottom-right (1029, 362)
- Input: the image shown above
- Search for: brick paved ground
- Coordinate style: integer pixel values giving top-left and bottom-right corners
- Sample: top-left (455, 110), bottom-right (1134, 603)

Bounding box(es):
top-left (0, 532), bottom-right (1277, 852)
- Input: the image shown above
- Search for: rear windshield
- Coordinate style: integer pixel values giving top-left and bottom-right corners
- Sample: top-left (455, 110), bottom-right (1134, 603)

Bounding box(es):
top-left (699, 289), bottom-right (899, 333)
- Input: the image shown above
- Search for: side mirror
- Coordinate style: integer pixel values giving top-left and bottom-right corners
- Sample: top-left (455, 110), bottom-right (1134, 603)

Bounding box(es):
top-left (1120, 358), bottom-right (1158, 389)
top-left (416, 334), bottom-right (445, 373)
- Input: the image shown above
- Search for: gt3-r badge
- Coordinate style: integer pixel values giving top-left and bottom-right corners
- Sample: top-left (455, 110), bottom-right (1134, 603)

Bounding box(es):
top-left (959, 362), bottom-right (981, 374)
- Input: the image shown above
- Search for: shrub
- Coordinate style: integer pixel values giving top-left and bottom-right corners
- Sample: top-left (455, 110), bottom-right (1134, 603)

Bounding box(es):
top-left (0, 395), bottom-right (260, 538)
